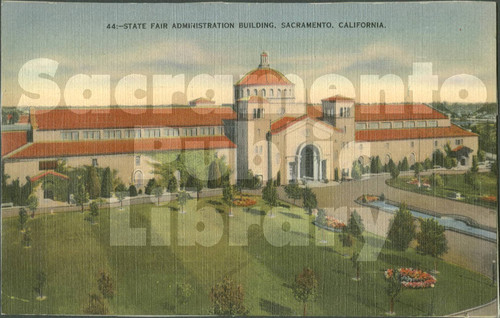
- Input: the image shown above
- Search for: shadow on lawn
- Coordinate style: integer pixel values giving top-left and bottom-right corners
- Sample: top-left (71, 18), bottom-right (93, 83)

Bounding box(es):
top-left (259, 298), bottom-right (293, 315)
top-left (243, 208), bottom-right (266, 216)
top-left (377, 252), bottom-right (420, 268)
top-left (207, 200), bottom-right (222, 206)
top-left (280, 211), bottom-right (303, 219)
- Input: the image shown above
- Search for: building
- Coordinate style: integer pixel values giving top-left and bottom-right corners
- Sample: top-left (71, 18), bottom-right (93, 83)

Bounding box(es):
top-left (1, 52), bottom-right (478, 201)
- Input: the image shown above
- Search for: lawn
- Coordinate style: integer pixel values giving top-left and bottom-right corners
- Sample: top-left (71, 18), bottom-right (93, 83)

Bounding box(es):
top-left (2, 196), bottom-right (496, 315)
top-left (387, 172), bottom-right (498, 209)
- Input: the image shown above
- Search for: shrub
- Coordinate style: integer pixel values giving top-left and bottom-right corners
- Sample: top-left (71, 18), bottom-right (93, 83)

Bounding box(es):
top-left (128, 185), bottom-right (138, 197)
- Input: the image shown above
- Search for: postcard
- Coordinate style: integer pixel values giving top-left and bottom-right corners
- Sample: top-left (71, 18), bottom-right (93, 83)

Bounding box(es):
top-left (1, 1), bottom-right (498, 316)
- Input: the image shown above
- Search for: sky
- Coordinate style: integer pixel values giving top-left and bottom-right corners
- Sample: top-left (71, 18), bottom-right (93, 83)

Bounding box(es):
top-left (1, 1), bottom-right (497, 106)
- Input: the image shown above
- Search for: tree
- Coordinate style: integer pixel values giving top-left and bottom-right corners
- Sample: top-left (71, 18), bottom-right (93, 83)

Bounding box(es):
top-left (424, 158), bottom-right (433, 170)
top-left (89, 201), bottom-right (99, 224)
top-left (351, 161), bottom-right (362, 180)
top-left (33, 271), bottom-right (47, 300)
top-left (428, 173), bottom-right (444, 188)
top-left (190, 176), bottom-right (204, 200)
top-left (18, 207), bottom-right (28, 231)
top-left (416, 218), bottom-right (448, 273)
top-left (276, 171), bottom-right (281, 186)
top-left (471, 155), bottom-right (479, 173)
top-left (334, 168), bottom-right (339, 181)
top-left (389, 160), bottom-right (400, 179)
top-left (97, 270), bottom-right (114, 299)
top-left (86, 166), bottom-right (101, 200)
top-left (347, 210), bottom-right (364, 239)
top-left (128, 185), bottom-right (138, 197)
top-left (432, 150), bottom-right (445, 167)
top-left (145, 178), bottom-right (157, 195)
top-left (84, 293), bottom-right (108, 315)
top-left (100, 167), bottom-right (112, 198)
top-left (115, 190), bottom-right (126, 209)
top-left (167, 177), bottom-right (178, 193)
top-left (23, 227), bottom-right (32, 247)
top-left (284, 183), bottom-right (302, 204)
top-left (292, 267), bottom-right (318, 316)
top-left (152, 187), bottom-right (163, 206)
top-left (386, 203), bottom-right (416, 251)
top-left (478, 150), bottom-right (486, 162)
top-left (414, 162), bottom-right (424, 185)
top-left (209, 276), bottom-right (248, 315)
top-left (351, 252), bottom-right (361, 281)
top-left (222, 183), bottom-right (235, 216)
top-left (177, 190), bottom-right (190, 214)
top-left (262, 180), bottom-right (278, 216)
top-left (385, 269), bottom-right (402, 315)
top-left (27, 194), bottom-right (38, 218)
top-left (207, 160), bottom-right (222, 188)
top-left (302, 187), bottom-right (317, 214)
top-left (74, 181), bottom-right (90, 213)
top-left (491, 159), bottom-right (498, 176)
top-left (176, 282), bottom-right (193, 306)
top-left (400, 157), bottom-right (410, 171)
top-left (316, 209), bottom-right (327, 243)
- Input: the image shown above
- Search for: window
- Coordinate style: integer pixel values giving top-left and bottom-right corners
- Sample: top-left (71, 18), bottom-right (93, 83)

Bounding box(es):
top-left (368, 122), bottom-right (379, 129)
top-left (416, 121), bottom-right (426, 128)
top-left (135, 156), bottom-right (140, 165)
top-left (385, 142), bottom-right (389, 149)
top-left (356, 123), bottom-right (367, 130)
top-left (61, 131), bottom-right (79, 140)
top-left (164, 128), bottom-right (179, 136)
top-left (277, 89), bottom-right (281, 97)
top-left (253, 89), bottom-right (258, 96)
top-left (125, 129), bottom-right (141, 139)
top-left (246, 89), bottom-right (250, 96)
top-left (280, 107), bottom-right (285, 115)
top-left (253, 108), bottom-right (264, 119)
top-left (434, 140), bottom-right (438, 147)
top-left (92, 158), bottom-right (98, 167)
top-left (257, 129), bottom-right (261, 137)
top-left (270, 89), bottom-right (274, 97)
top-left (145, 129), bottom-right (160, 138)
top-left (393, 122), bottom-right (403, 128)
top-left (340, 108), bottom-right (343, 117)
top-left (359, 144), bottom-right (363, 150)
top-left (410, 141), bottom-right (415, 147)
top-left (455, 139), bottom-right (463, 145)
top-left (261, 89), bottom-right (266, 97)
top-left (259, 146), bottom-right (263, 154)
top-left (346, 107), bottom-right (351, 117)
top-left (83, 131), bottom-right (100, 140)
top-left (39, 160), bottom-right (58, 170)
top-left (283, 89), bottom-right (287, 97)
top-left (255, 146), bottom-right (258, 154)
top-left (405, 121), bottom-right (415, 128)
top-left (381, 122), bottom-right (391, 129)
top-left (428, 121), bottom-right (438, 127)
top-left (104, 130), bottom-right (122, 139)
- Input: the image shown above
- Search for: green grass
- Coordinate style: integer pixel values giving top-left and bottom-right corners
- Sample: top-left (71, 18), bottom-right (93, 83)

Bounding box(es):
top-left (387, 172), bottom-right (498, 209)
top-left (2, 197), bottom-right (496, 315)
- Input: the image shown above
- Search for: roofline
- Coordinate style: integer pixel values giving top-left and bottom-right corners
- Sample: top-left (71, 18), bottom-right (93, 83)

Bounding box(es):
top-left (234, 67), bottom-right (294, 86)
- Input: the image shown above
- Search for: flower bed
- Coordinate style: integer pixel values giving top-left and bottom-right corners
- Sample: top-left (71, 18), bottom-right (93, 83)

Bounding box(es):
top-left (233, 197), bottom-right (257, 207)
top-left (358, 195), bottom-right (380, 203)
top-left (326, 216), bottom-right (346, 229)
top-left (384, 268), bottom-right (436, 289)
top-left (481, 195), bottom-right (497, 203)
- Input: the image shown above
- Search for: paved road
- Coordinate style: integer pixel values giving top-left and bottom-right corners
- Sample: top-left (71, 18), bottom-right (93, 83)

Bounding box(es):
top-left (308, 172), bottom-right (498, 317)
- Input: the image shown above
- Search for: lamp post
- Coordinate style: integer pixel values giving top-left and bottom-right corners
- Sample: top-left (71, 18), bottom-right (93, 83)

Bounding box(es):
top-left (492, 260), bottom-right (496, 285)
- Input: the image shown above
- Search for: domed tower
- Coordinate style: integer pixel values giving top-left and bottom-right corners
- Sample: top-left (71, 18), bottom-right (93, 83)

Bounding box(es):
top-left (234, 52), bottom-right (296, 183)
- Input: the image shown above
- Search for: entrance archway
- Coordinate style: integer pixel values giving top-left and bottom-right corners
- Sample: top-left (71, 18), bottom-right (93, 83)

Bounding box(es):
top-left (298, 144), bottom-right (321, 181)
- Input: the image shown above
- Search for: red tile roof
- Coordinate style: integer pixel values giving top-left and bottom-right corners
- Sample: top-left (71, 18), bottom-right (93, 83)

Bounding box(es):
top-left (270, 115), bottom-right (342, 135)
top-left (306, 105), bottom-right (323, 118)
top-left (18, 115), bottom-right (29, 124)
top-left (322, 95), bottom-right (355, 102)
top-left (235, 68), bottom-right (293, 86)
top-left (7, 136), bottom-right (236, 159)
top-left (1, 131), bottom-right (28, 156)
top-left (33, 107), bottom-right (236, 130)
top-left (30, 170), bottom-right (69, 182)
top-left (355, 124), bottom-right (477, 142)
top-left (355, 104), bottom-right (447, 122)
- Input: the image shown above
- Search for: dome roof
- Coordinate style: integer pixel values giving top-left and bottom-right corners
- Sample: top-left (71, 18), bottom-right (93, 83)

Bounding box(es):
top-left (235, 68), bottom-right (293, 86)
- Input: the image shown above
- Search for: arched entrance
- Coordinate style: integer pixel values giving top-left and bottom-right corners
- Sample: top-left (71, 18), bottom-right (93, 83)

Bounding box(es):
top-left (298, 144), bottom-right (322, 181)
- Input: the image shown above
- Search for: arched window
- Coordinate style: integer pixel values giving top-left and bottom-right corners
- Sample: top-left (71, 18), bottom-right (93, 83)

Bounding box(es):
top-left (385, 154), bottom-right (391, 164)
top-left (246, 89), bottom-right (250, 96)
top-left (253, 89), bottom-right (258, 96)
top-left (270, 89), bottom-right (274, 97)
top-left (409, 153), bottom-right (416, 166)
top-left (261, 89), bottom-right (266, 97)
top-left (283, 89), bottom-right (287, 97)
top-left (240, 89), bottom-right (243, 97)
top-left (340, 108), bottom-right (343, 117)
top-left (134, 170), bottom-right (143, 186)
top-left (277, 89), bottom-right (281, 97)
